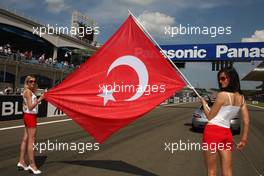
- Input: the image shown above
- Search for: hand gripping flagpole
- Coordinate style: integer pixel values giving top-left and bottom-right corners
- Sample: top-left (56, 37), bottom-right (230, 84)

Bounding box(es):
top-left (128, 9), bottom-right (203, 100)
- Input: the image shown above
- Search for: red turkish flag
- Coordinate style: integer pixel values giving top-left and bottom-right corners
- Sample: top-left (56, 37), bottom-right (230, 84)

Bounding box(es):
top-left (44, 16), bottom-right (186, 143)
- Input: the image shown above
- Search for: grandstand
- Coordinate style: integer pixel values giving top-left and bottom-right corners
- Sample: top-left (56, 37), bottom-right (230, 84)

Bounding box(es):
top-left (242, 61), bottom-right (264, 102)
top-left (0, 7), bottom-right (98, 94)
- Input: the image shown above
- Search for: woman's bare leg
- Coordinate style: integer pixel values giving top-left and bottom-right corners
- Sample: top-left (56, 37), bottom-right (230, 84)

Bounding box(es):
top-left (219, 150), bottom-right (232, 176)
top-left (204, 150), bottom-right (218, 176)
top-left (18, 128), bottom-right (28, 166)
top-left (27, 127), bottom-right (38, 170)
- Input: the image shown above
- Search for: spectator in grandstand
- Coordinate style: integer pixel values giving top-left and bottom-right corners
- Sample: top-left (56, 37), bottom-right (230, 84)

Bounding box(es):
top-left (0, 46), bottom-right (3, 53)
top-left (17, 75), bottom-right (44, 174)
top-left (45, 58), bottom-right (49, 65)
top-left (48, 57), bottom-right (53, 64)
top-left (4, 47), bottom-right (8, 55)
top-left (63, 60), bottom-right (69, 68)
top-left (7, 48), bottom-right (12, 55)
top-left (24, 51), bottom-right (33, 60)
top-left (38, 54), bottom-right (45, 64)
top-left (52, 57), bottom-right (57, 65)
top-left (200, 67), bottom-right (250, 176)
top-left (28, 51), bottom-right (33, 59)
top-left (5, 44), bottom-right (12, 55)
top-left (20, 51), bottom-right (25, 60)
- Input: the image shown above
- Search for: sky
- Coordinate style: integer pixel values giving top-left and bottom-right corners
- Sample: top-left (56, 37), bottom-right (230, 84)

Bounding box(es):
top-left (0, 0), bottom-right (263, 90)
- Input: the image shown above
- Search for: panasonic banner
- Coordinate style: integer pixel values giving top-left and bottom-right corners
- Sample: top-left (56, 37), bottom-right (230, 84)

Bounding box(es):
top-left (161, 42), bottom-right (264, 61)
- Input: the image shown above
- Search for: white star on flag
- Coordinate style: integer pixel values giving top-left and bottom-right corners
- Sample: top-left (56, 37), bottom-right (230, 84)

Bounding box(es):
top-left (97, 87), bottom-right (116, 106)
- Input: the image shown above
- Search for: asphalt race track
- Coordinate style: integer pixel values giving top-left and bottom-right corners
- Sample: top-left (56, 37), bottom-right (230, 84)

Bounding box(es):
top-left (0, 103), bottom-right (263, 176)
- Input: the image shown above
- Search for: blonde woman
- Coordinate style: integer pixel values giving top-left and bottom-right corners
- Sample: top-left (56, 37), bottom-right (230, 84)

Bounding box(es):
top-left (17, 75), bottom-right (44, 174)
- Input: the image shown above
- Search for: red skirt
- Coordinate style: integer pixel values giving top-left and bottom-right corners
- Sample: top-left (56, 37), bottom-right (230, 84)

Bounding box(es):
top-left (23, 113), bottom-right (37, 128)
top-left (203, 124), bottom-right (233, 151)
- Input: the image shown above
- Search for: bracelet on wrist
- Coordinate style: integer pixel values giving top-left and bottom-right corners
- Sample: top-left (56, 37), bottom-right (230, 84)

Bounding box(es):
top-left (240, 139), bottom-right (247, 143)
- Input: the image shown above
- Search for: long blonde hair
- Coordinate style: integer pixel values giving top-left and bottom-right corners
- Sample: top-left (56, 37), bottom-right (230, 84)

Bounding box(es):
top-left (24, 75), bottom-right (38, 92)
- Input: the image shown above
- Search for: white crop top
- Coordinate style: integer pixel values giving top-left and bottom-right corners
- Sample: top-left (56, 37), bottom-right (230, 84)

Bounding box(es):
top-left (23, 91), bottom-right (38, 114)
top-left (208, 93), bottom-right (244, 128)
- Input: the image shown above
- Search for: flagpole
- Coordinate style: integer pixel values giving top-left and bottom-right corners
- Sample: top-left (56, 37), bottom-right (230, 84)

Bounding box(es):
top-left (128, 9), bottom-right (202, 99)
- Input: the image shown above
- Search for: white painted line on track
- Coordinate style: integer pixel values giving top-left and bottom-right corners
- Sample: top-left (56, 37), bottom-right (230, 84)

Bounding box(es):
top-left (161, 102), bottom-right (198, 107)
top-left (1, 103), bottom-right (261, 132)
top-left (248, 104), bottom-right (264, 110)
top-left (0, 103), bottom-right (194, 131)
top-left (0, 124), bottom-right (24, 131)
top-left (0, 119), bottom-right (72, 131)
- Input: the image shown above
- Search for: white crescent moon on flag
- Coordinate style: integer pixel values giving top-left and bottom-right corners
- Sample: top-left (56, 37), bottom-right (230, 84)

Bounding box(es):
top-left (107, 55), bottom-right (149, 101)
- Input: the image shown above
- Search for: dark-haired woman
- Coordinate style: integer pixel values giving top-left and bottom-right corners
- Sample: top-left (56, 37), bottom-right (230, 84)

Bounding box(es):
top-left (17, 75), bottom-right (44, 174)
top-left (200, 67), bottom-right (249, 176)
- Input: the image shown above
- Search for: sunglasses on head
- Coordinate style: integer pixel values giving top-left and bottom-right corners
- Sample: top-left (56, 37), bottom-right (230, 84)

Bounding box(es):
top-left (219, 76), bottom-right (227, 81)
top-left (29, 80), bottom-right (36, 83)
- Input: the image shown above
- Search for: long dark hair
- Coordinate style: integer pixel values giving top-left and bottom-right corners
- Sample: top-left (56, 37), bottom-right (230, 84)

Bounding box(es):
top-left (217, 67), bottom-right (243, 94)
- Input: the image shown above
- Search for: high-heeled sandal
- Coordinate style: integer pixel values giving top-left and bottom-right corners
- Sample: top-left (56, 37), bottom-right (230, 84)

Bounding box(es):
top-left (17, 162), bottom-right (28, 171)
top-left (27, 165), bottom-right (42, 174)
